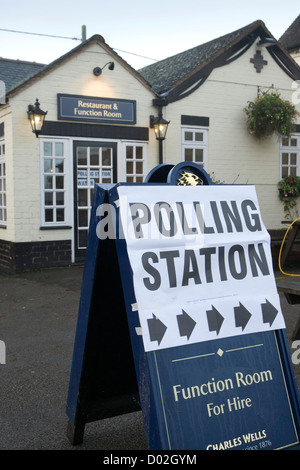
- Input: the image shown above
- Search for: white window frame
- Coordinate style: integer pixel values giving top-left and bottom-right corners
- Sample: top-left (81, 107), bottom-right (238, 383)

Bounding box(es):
top-left (181, 127), bottom-right (208, 169)
top-left (119, 141), bottom-right (148, 182)
top-left (0, 139), bottom-right (6, 226)
top-left (40, 138), bottom-right (72, 227)
top-left (280, 135), bottom-right (300, 178)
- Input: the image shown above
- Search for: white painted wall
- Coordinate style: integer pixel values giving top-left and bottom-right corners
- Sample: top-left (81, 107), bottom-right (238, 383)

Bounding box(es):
top-left (164, 39), bottom-right (300, 230)
top-left (5, 41), bottom-right (157, 243)
top-left (291, 50), bottom-right (300, 66)
top-left (1, 36), bottom-right (300, 249)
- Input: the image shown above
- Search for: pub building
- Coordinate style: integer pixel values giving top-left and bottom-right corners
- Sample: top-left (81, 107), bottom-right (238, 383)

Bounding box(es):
top-left (0, 19), bottom-right (300, 273)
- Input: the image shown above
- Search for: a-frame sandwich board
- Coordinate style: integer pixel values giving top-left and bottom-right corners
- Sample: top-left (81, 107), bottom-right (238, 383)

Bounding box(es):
top-left (66, 184), bottom-right (140, 445)
top-left (66, 164), bottom-right (300, 450)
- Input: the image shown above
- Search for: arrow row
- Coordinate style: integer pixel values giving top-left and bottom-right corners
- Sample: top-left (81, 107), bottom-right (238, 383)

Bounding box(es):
top-left (261, 299), bottom-right (278, 326)
top-left (234, 302), bottom-right (252, 331)
top-left (206, 306), bottom-right (224, 335)
top-left (147, 314), bottom-right (167, 345)
top-left (177, 309), bottom-right (196, 340)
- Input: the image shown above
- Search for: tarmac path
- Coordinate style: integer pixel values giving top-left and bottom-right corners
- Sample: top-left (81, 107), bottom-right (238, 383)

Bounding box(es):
top-left (0, 266), bottom-right (299, 450)
top-left (0, 266), bottom-right (147, 450)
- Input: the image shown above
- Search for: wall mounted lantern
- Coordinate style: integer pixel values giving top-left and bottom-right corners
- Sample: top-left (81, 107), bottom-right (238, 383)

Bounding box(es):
top-left (93, 61), bottom-right (115, 76)
top-left (150, 107), bottom-right (170, 164)
top-left (27, 99), bottom-right (47, 137)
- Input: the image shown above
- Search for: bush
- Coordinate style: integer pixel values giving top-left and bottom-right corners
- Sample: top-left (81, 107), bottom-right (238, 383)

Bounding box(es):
top-left (245, 91), bottom-right (299, 139)
top-left (278, 175), bottom-right (300, 219)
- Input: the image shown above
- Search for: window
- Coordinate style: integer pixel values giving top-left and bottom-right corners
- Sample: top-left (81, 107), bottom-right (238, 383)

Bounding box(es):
top-left (182, 128), bottom-right (208, 168)
top-left (280, 135), bottom-right (300, 178)
top-left (125, 144), bottom-right (145, 182)
top-left (41, 139), bottom-right (69, 226)
top-left (0, 140), bottom-right (6, 225)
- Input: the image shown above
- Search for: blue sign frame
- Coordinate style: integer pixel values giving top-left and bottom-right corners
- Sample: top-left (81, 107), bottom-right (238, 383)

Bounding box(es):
top-left (108, 181), bottom-right (300, 450)
top-left (57, 93), bottom-right (136, 124)
top-left (146, 332), bottom-right (300, 450)
top-left (66, 164), bottom-right (300, 450)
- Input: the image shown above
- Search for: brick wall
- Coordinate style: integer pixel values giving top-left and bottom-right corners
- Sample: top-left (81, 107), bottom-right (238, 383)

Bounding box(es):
top-left (0, 239), bottom-right (71, 273)
top-left (0, 239), bottom-right (12, 272)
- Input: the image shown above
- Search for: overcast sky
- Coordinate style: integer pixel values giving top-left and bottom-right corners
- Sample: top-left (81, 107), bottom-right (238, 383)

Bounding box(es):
top-left (0, 0), bottom-right (299, 69)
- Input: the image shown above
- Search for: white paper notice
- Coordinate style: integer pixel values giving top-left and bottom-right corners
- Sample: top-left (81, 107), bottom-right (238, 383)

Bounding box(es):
top-left (117, 185), bottom-right (285, 352)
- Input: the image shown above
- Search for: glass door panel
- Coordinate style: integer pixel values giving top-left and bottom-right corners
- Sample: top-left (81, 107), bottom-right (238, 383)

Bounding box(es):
top-left (74, 141), bottom-right (117, 260)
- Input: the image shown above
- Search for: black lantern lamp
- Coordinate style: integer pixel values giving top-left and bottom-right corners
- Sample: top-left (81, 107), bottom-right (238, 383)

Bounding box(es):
top-left (150, 108), bottom-right (170, 164)
top-left (28, 99), bottom-right (47, 137)
top-left (151, 114), bottom-right (169, 140)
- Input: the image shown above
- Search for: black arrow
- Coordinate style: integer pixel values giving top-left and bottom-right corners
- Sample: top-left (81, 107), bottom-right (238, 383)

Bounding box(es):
top-left (234, 302), bottom-right (252, 331)
top-left (261, 299), bottom-right (278, 327)
top-left (177, 309), bottom-right (196, 340)
top-left (147, 314), bottom-right (167, 345)
top-left (206, 306), bottom-right (224, 335)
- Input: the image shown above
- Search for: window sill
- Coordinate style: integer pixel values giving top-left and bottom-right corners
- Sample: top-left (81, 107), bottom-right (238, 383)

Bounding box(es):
top-left (40, 225), bottom-right (72, 230)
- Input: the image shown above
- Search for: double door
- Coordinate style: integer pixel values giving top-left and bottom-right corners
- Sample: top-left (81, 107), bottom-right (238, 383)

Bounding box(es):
top-left (74, 141), bottom-right (117, 260)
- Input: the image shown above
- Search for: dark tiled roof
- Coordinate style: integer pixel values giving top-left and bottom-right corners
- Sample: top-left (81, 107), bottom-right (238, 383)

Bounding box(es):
top-left (279, 14), bottom-right (300, 51)
top-left (139, 22), bottom-right (259, 94)
top-left (1, 21), bottom-right (299, 104)
top-left (0, 58), bottom-right (45, 91)
top-left (2, 34), bottom-right (152, 98)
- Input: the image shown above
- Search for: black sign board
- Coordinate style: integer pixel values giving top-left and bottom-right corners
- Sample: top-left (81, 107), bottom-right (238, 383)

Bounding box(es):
top-left (57, 93), bottom-right (136, 124)
top-left (66, 163), bottom-right (300, 450)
